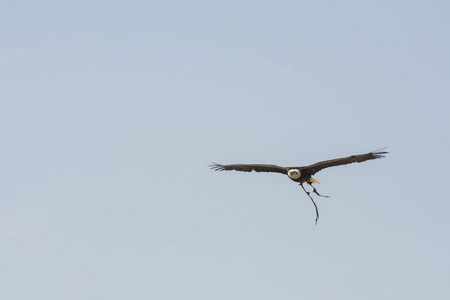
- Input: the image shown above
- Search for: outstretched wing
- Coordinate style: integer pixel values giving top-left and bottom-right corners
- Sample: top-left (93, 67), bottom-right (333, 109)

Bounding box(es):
top-left (210, 163), bottom-right (288, 175)
top-left (305, 149), bottom-right (388, 175)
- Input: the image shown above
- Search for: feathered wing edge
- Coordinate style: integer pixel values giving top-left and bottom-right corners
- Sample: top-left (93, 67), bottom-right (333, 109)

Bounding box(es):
top-left (209, 163), bottom-right (288, 175)
top-left (306, 147), bottom-right (389, 175)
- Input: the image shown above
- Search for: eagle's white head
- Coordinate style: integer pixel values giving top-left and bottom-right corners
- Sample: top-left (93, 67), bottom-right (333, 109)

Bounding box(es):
top-left (288, 169), bottom-right (301, 180)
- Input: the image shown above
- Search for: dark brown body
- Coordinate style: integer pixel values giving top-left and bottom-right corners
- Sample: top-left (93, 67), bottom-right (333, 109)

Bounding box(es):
top-left (287, 167), bottom-right (314, 184)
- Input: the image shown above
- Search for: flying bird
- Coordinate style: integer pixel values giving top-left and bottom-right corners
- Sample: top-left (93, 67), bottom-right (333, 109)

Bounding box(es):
top-left (210, 149), bottom-right (388, 225)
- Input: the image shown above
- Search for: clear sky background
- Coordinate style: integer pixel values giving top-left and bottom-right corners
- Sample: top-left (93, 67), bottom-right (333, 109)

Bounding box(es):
top-left (1, 1), bottom-right (449, 299)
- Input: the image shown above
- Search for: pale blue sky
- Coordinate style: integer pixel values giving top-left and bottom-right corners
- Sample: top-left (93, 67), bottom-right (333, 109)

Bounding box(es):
top-left (1, 1), bottom-right (449, 299)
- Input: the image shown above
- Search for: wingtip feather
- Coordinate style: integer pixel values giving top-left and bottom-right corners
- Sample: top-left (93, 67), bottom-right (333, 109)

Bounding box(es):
top-left (209, 163), bottom-right (225, 171)
top-left (371, 147), bottom-right (389, 158)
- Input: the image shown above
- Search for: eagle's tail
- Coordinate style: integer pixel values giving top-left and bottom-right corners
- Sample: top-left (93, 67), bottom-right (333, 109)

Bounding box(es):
top-left (306, 177), bottom-right (320, 185)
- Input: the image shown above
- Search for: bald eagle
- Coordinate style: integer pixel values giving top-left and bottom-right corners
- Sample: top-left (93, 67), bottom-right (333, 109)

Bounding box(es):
top-left (210, 149), bottom-right (388, 225)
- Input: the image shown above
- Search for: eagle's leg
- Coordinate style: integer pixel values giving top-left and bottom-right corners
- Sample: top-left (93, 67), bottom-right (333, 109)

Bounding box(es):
top-left (300, 183), bottom-right (319, 225)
